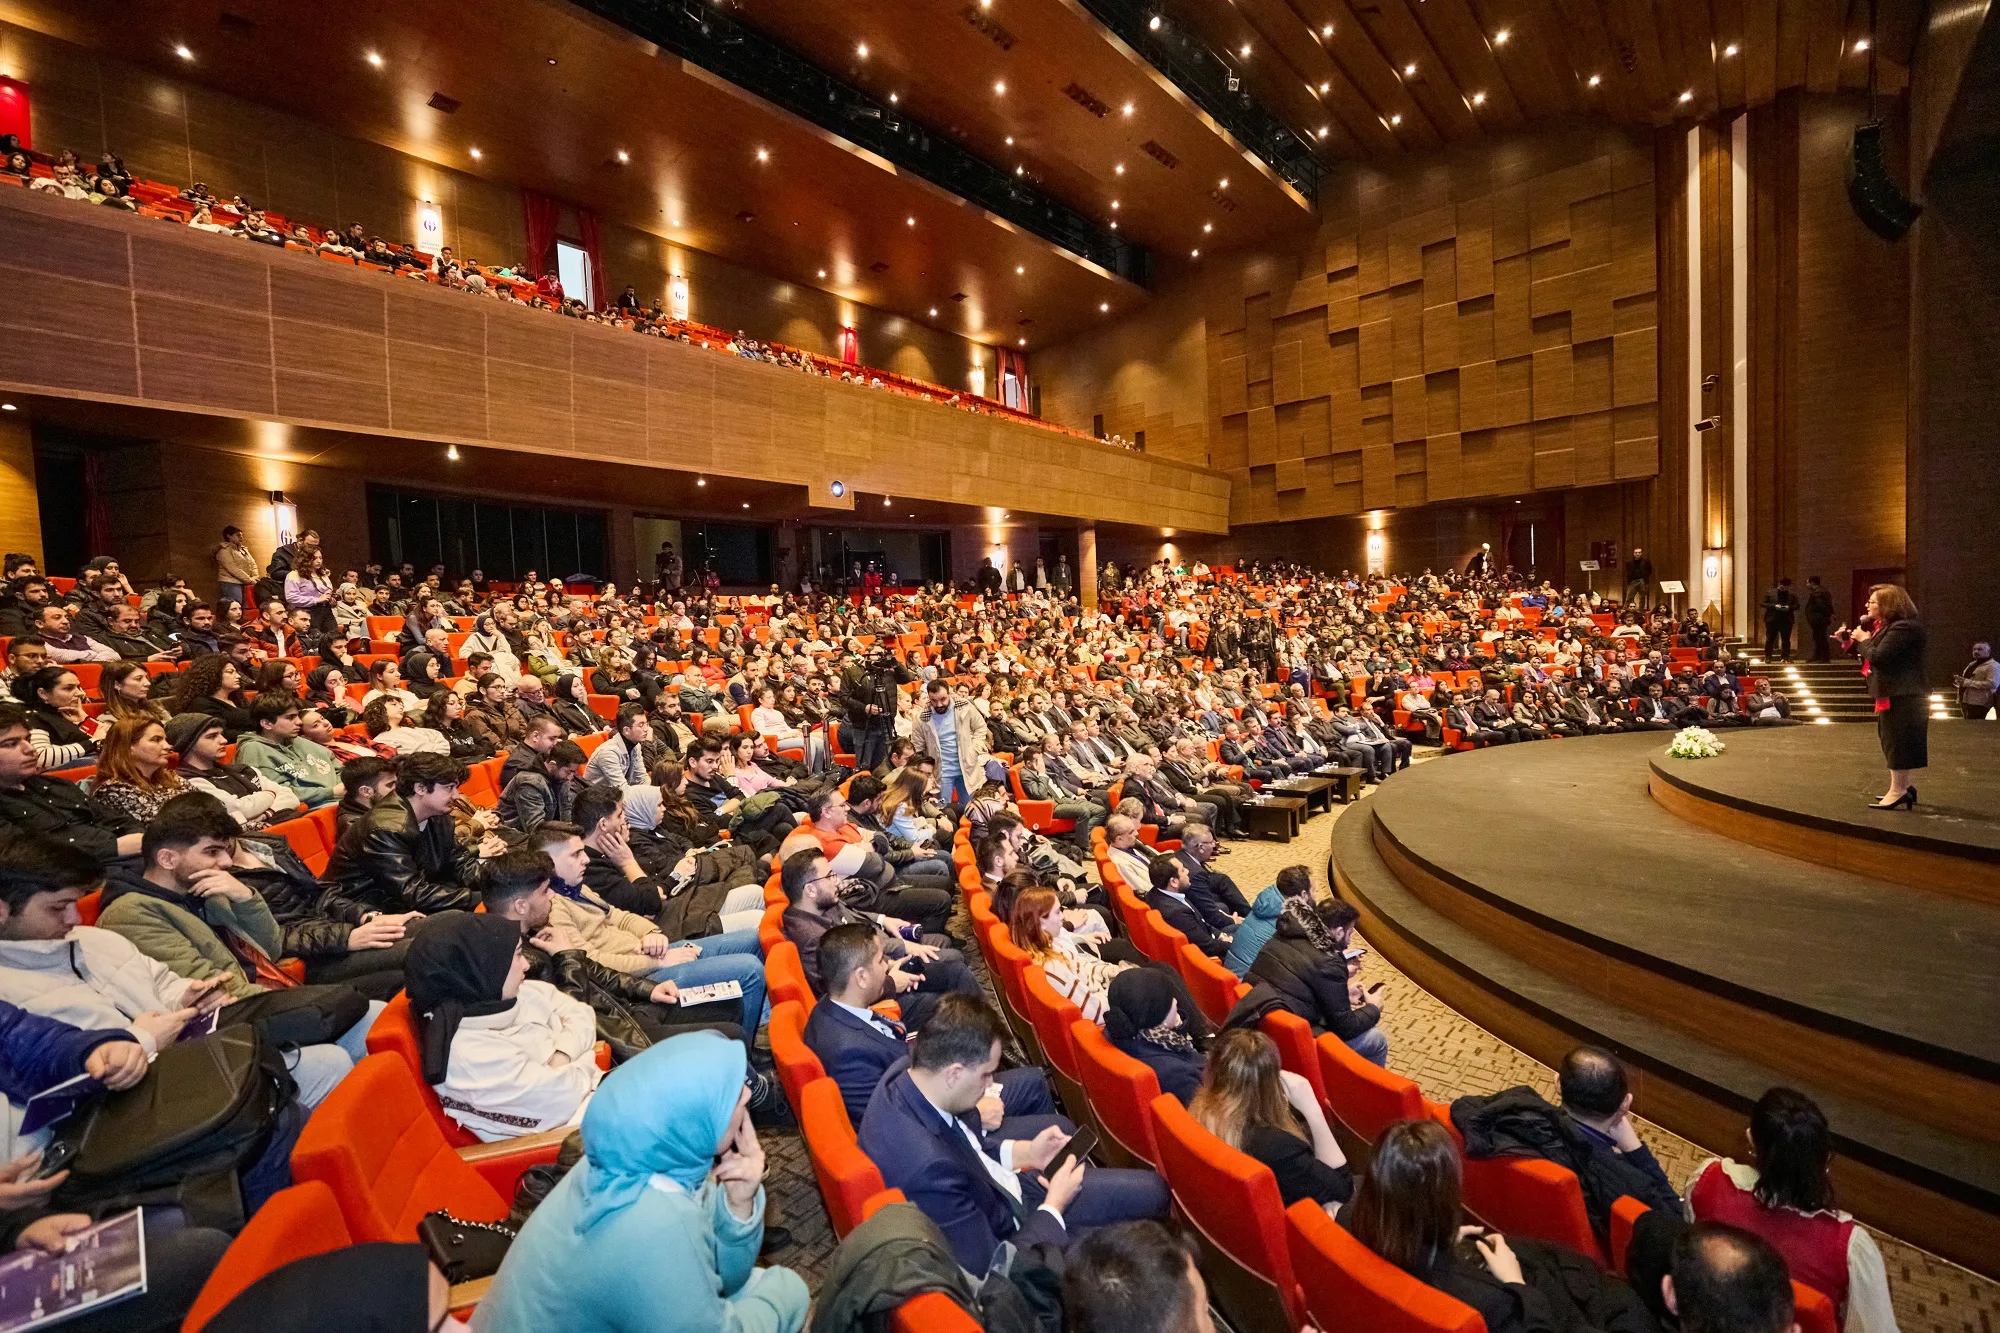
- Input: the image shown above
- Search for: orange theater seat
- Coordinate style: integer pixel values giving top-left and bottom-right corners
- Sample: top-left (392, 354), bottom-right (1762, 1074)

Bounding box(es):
top-left (890, 1293), bottom-right (983, 1332)
top-left (982, 924), bottom-right (1043, 1065)
top-left (1148, 1093), bottom-right (1303, 1332)
top-left (1607, 1198), bottom-right (1839, 1333)
top-left (1318, 1031), bottom-right (1424, 1157)
top-left (181, 1181), bottom-right (355, 1333)
top-left (1287, 1198), bottom-right (1486, 1333)
top-left (1428, 1103), bottom-right (1606, 1265)
top-left (1178, 943), bottom-right (1248, 1027)
top-left (764, 940), bottom-right (815, 1013)
top-left (290, 1055), bottom-right (545, 1244)
top-left (798, 1077), bottom-right (885, 1239)
top-left (1260, 1010), bottom-right (1327, 1107)
top-left (768, 1000), bottom-right (826, 1113)
top-left (365, 992), bottom-right (480, 1149)
top-left (1068, 1020), bottom-right (1162, 1171)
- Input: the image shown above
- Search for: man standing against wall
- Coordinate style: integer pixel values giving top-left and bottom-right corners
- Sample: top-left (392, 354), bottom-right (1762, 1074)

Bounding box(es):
top-left (1624, 547), bottom-right (1653, 611)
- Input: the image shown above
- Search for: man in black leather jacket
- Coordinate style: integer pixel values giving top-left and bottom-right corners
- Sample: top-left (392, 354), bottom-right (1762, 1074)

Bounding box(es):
top-left (320, 752), bottom-right (494, 919)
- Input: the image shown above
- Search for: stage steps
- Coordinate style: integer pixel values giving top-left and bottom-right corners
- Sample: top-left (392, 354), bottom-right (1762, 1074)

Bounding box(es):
top-left (1740, 653), bottom-right (1881, 722)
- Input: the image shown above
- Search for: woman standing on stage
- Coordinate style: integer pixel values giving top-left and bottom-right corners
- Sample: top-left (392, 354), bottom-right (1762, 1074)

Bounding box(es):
top-left (1842, 584), bottom-right (1927, 810)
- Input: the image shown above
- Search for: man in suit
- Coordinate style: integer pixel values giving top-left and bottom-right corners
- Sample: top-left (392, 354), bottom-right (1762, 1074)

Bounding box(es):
top-left (1761, 578), bottom-right (1798, 662)
top-left (1101, 815), bottom-right (1161, 894)
top-left (1147, 855), bottom-right (1230, 959)
top-left (1216, 722), bottom-right (1279, 783)
top-left (1172, 826), bottom-right (1250, 934)
top-left (802, 923), bottom-right (1059, 1131)
top-left (1354, 701), bottom-right (1413, 773)
top-left (858, 994), bottom-right (1169, 1273)
top-left (1803, 575), bottom-right (1836, 662)
top-left (1327, 703), bottom-right (1393, 779)
top-left (1442, 694), bottom-right (1507, 748)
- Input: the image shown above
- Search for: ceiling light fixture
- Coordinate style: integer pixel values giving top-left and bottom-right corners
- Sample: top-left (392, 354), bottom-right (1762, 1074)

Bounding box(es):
top-left (889, 92), bottom-right (898, 103)
top-left (1109, 220), bottom-right (1118, 229)
top-left (1320, 81), bottom-right (1331, 92)
top-left (1203, 222), bottom-right (1212, 232)
top-left (1318, 126), bottom-right (1329, 137)
top-left (817, 269), bottom-right (826, 278)
top-left (1114, 163), bottom-right (1125, 174)
top-left (856, 42), bottom-right (869, 57)
top-left (742, 503), bottom-right (751, 509)
top-left (1016, 265), bottom-right (1025, 274)
top-left (1004, 136), bottom-right (1014, 145)
top-left (1099, 302), bottom-right (1110, 312)
top-left (1494, 29), bottom-right (1509, 44)
top-left (469, 147), bottom-right (482, 159)
top-left (1854, 37), bottom-right (1869, 50)
top-left (446, 445), bottom-right (460, 460)
top-left (1390, 113), bottom-right (1402, 125)
top-left (906, 216), bottom-right (916, 226)
top-left (929, 307), bottom-right (938, 316)
top-left (1679, 89), bottom-right (1694, 102)
top-left (1122, 102), bottom-right (1134, 115)
top-left (615, 150), bottom-right (629, 163)
top-left (174, 44), bottom-right (194, 60)
top-left (697, 477), bottom-right (707, 486)
top-left (365, 50), bottom-right (384, 67)
top-left (1239, 43), bottom-right (1252, 56)
top-left (1321, 23), bottom-right (1334, 36)
top-left (1587, 73), bottom-right (1602, 86)
top-left (756, 148), bottom-right (769, 162)
top-left (0, 403), bottom-right (14, 412)
top-left (1190, 248), bottom-right (1200, 258)
top-left (1015, 164), bottom-right (1024, 174)
top-left (1149, 14), bottom-right (1162, 29)
top-left (1219, 177), bottom-right (1228, 188)
top-left (1472, 91), bottom-right (1486, 105)
top-left (1723, 42), bottom-right (1739, 56)
top-left (1017, 337), bottom-right (1026, 345)
top-left (994, 80), bottom-right (1006, 94)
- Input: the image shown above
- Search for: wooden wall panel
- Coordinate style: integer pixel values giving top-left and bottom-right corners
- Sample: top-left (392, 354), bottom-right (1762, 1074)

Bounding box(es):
top-left (0, 186), bottom-right (1231, 534)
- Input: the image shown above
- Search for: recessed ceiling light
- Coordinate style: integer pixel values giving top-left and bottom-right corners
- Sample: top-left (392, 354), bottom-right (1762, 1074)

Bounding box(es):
top-left (742, 503), bottom-right (751, 509)
top-left (994, 80), bottom-right (1006, 94)
top-left (1122, 102), bottom-right (1134, 116)
top-left (1110, 200), bottom-right (1120, 210)
top-left (1723, 43), bottom-right (1739, 56)
top-left (1854, 37), bottom-right (1870, 50)
top-left (1239, 43), bottom-right (1252, 56)
top-left (1679, 89), bottom-right (1694, 102)
top-left (1403, 62), bottom-right (1417, 76)
top-left (817, 269), bottom-right (827, 278)
top-left (1320, 81), bottom-right (1331, 92)
top-left (615, 150), bottom-right (629, 163)
top-left (1149, 15), bottom-right (1162, 30)
top-left (1109, 220), bottom-right (1118, 229)
top-left (1202, 222), bottom-right (1212, 232)
top-left (365, 50), bottom-right (384, 68)
top-left (174, 44), bottom-right (194, 60)
top-left (697, 477), bottom-right (706, 486)
top-left (670, 218), bottom-right (681, 227)
top-left (1472, 91), bottom-right (1486, 105)
top-left (1015, 165), bottom-right (1024, 175)
top-left (1017, 337), bottom-right (1026, 345)
top-left (756, 148), bottom-right (769, 162)
top-left (1219, 177), bottom-right (1228, 188)
top-left (856, 42), bottom-right (869, 57)
top-left (0, 404), bottom-right (14, 412)
top-left (1100, 302), bottom-right (1110, 312)
top-left (1114, 163), bottom-right (1125, 174)
top-left (1317, 126), bottom-right (1329, 137)
top-left (1587, 73), bottom-right (1602, 86)
top-left (1004, 136), bottom-right (1014, 145)
top-left (1190, 248), bottom-right (1200, 258)
top-left (1321, 23), bottom-right (1333, 36)
top-left (1493, 29), bottom-right (1509, 44)
top-left (446, 445), bottom-right (460, 460)
top-left (1016, 265), bottom-right (1025, 274)
top-left (889, 92), bottom-right (898, 103)
top-left (906, 216), bottom-right (916, 226)
top-left (929, 307), bottom-right (938, 316)
top-left (1390, 113), bottom-right (1402, 125)
top-left (469, 147), bottom-right (482, 159)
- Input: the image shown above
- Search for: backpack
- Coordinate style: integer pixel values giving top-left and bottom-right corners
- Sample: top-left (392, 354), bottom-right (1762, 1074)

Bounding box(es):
top-left (49, 1025), bottom-right (294, 1232)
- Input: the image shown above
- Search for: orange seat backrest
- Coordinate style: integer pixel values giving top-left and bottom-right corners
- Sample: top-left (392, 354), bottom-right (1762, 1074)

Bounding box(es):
top-left (75, 889), bottom-right (102, 927)
top-left (1020, 966), bottom-right (1084, 1080)
top-left (798, 1077), bottom-right (884, 1239)
top-left (763, 940), bottom-right (814, 1014)
top-left (1428, 1103), bottom-right (1605, 1264)
top-left (768, 1000), bottom-right (826, 1113)
top-left (1136, 909), bottom-right (1182, 966)
top-left (1149, 1093), bottom-right (1303, 1329)
top-left (757, 902), bottom-right (788, 956)
top-left (1606, 1198), bottom-right (1838, 1333)
top-left (363, 992), bottom-right (481, 1148)
top-left (983, 923), bottom-right (1034, 1021)
top-left (889, 1293), bottom-right (984, 1333)
top-left (1177, 943), bottom-right (1246, 1026)
top-left (267, 815), bottom-right (327, 871)
top-left (1069, 1020), bottom-right (1163, 1169)
top-left (1318, 1031), bottom-right (1424, 1145)
top-left (182, 1182), bottom-right (356, 1333)
top-left (1286, 1198), bottom-right (1487, 1333)
top-left (290, 1054), bottom-right (509, 1243)
top-left (1259, 1010), bottom-right (1328, 1105)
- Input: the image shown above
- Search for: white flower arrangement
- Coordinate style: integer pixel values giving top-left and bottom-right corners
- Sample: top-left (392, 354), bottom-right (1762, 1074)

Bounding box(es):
top-left (1666, 726), bottom-right (1727, 759)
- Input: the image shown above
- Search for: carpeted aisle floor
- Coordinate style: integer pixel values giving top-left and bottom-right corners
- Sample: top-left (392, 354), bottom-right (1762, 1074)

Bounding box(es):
top-left (761, 760), bottom-right (2000, 1332)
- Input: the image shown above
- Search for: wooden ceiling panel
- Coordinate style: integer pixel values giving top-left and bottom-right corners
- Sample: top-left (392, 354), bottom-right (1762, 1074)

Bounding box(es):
top-left (1412, 0), bottom-right (1530, 131)
top-left (1358, 0), bottom-right (1486, 142)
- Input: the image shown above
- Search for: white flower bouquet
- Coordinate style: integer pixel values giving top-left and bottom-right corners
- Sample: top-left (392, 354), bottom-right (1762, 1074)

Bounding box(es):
top-left (1666, 726), bottom-right (1727, 759)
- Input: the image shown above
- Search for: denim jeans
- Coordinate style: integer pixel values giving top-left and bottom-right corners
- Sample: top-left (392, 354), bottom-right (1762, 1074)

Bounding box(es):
top-left (648, 928), bottom-right (768, 1028)
top-left (286, 999), bottom-right (386, 1107)
top-left (1346, 1024), bottom-right (1389, 1067)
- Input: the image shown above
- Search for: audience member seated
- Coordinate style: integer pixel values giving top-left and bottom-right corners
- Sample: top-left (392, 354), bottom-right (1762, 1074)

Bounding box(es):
top-left (0, 819), bottom-right (375, 1108)
top-left (569, 784), bottom-right (766, 936)
top-left (0, 704), bottom-right (144, 861)
top-left (779, 848), bottom-right (977, 1029)
top-left (1449, 1044), bottom-right (1683, 1247)
top-left (405, 911), bottom-right (602, 1141)
top-left (322, 752), bottom-right (490, 916)
top-left (1247, 896), bottom-right (1387, 1065)
top-left (473, 1032), bottom-right (809, 1333)
top-left (1665, 1224), bottom-right (1801, 1333)
top-left (857, 993), bottom-right (1170, 1273)
top-left (0, 999), bottom-right (234, 1333)
top-left (1008, 885), bottom-right (1129, 1022)
top-left (1102, 969), bottom-right (1207, 1105)
top-left (1221, 877), bottom-right (1288, 977)
top-left (1687, 1087), bottom-right (1898, 1333)
top-left (1188, 1029), bottom-right (1351, 1211)
top-left (168, 653), bottom-right (256, 739)
top-left (1144, 855), bottom-right (1230, 960)
top-left (1062, 1221), bottom-right (1216, 1333)
top-left (1171, 825), bottom-right (1251, 934)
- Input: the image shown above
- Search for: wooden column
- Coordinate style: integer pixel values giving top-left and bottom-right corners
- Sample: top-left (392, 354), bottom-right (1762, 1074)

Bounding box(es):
top-left (1078, 521), bottom-right (1098, 611)
top-left (0, 413), bottom-right (43, 569)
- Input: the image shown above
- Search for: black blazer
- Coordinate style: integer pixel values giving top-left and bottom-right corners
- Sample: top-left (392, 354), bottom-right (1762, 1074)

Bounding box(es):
top-left (1149, 888), bottom-right (1228, 958)
top-left (1861, 619), bottom-right (1927, 698)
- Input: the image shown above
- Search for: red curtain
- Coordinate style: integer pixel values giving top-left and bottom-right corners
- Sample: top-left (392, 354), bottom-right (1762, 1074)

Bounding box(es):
top-left (0, 78), bottom-right (29, 150)
top-left (81, 452), bottom-right (113, 559)
top-left (577, 209), bottom-right (608, 311)
top-left (522, 190), bottom-right (561, 279)
top-left (839, 327), bottom-right (859, 364)
top-left (999, 348), bottom-right (1030, 410)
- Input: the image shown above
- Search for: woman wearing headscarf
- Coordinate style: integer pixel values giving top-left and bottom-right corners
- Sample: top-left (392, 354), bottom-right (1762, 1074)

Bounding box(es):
top-left (1103, 968), bottom-right (1207, 1106)
top-left (472, 1032), bottom-right (808, 1333)
top-left (203, 1243), bottom-right (465, 1333)
top-left (406, 915), bottom-right (602, 1142)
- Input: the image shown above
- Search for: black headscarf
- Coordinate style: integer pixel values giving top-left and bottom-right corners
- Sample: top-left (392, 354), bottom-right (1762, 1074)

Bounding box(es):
top-left (1103, 968), bottom-right (1177, 1047)
top-left (406, 914), bottom-right (521, 1084)
top-left (203, 1243), bottom-right (431, 1333)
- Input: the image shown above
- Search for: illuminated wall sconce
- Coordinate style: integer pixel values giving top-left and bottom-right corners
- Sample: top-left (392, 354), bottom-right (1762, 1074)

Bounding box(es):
top-left (268, 491), bottom-right (298, 546)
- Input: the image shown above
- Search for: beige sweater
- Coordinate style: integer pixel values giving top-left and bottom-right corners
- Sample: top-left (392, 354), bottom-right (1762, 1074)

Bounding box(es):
top-left (548, 885), bottom-right (660, 976)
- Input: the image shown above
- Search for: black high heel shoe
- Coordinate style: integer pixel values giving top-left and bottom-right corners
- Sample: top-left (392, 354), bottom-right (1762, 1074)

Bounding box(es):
top-left (1866, 787), bottom-right (1917, 810)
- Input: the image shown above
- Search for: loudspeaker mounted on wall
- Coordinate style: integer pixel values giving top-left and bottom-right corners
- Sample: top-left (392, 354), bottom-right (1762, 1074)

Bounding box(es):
top-left (1845, 120), bottom-right (1921, 241)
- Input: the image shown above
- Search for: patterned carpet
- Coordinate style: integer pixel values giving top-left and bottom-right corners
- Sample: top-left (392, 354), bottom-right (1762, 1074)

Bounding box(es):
top-left (760, 757), bottom-right (2000, 1332)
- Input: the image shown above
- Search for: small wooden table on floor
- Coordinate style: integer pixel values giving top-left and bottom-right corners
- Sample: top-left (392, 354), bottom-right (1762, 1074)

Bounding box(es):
top-left (1281, 775), bottom-right (1337, 814)
top-left (1243, 795), bottom-right (1308, 842)
top-left (1322, 767), bottom-right (1367, 803)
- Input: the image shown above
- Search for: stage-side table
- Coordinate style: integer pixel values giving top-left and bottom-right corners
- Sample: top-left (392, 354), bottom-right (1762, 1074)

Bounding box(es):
top-left (1244, 795), bottom-right (1307, 842)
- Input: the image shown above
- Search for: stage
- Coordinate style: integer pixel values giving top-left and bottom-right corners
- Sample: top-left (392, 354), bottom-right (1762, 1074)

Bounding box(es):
top-left (1329, 724), bottom-right (2000, 1278)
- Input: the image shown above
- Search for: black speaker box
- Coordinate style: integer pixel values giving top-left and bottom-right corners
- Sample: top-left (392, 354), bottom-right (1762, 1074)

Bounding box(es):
top-left (1846, 119), bottom-right (1922, 241)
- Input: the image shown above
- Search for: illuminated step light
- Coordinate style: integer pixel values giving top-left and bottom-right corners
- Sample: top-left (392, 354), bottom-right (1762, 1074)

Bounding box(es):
top-left (1814, 717), bottom-right (1832, 725)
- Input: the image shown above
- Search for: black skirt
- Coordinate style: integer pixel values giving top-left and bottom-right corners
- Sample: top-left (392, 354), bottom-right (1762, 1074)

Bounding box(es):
top-left (1877, 694), bottom-right (1929, 770)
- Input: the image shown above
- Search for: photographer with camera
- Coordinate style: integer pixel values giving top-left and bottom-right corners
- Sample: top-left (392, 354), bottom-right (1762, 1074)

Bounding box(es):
top-left (837, 639), bottom-right (913, 774)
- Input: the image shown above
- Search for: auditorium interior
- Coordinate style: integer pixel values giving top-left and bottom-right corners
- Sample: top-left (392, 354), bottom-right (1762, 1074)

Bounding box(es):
top-left (0, 0), bottom-right (1995, 1330)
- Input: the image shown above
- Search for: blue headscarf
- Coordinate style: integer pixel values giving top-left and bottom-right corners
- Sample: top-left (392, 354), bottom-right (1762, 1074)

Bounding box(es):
top-left (573, 1031), bottom-right (746, 1233)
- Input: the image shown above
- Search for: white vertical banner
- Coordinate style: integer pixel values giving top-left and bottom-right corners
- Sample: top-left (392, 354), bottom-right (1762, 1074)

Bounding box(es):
top-left (668, 273), bottom-right (690, 321)
top-left (417, 205), bottom-right (444, 255)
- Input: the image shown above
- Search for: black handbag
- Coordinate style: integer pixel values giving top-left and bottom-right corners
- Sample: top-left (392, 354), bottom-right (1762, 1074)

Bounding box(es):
top-left (416, 1210), bottom-right (517, 1284)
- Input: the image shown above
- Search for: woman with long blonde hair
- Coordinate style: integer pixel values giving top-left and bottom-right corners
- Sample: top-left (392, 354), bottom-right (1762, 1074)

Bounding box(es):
top-left (1187, 1028), bottom-right (1351, 1212)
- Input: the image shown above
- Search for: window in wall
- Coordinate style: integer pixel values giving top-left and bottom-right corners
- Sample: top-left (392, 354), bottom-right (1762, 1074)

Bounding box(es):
top-left (682, 521), bottom-right (773, 586)
top-left (556, 240), bottom-right (593, 310)
top-left (1092, 414), bottom-right (1105, 440)
top-left (366, 485), bottom-right (607, 582)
